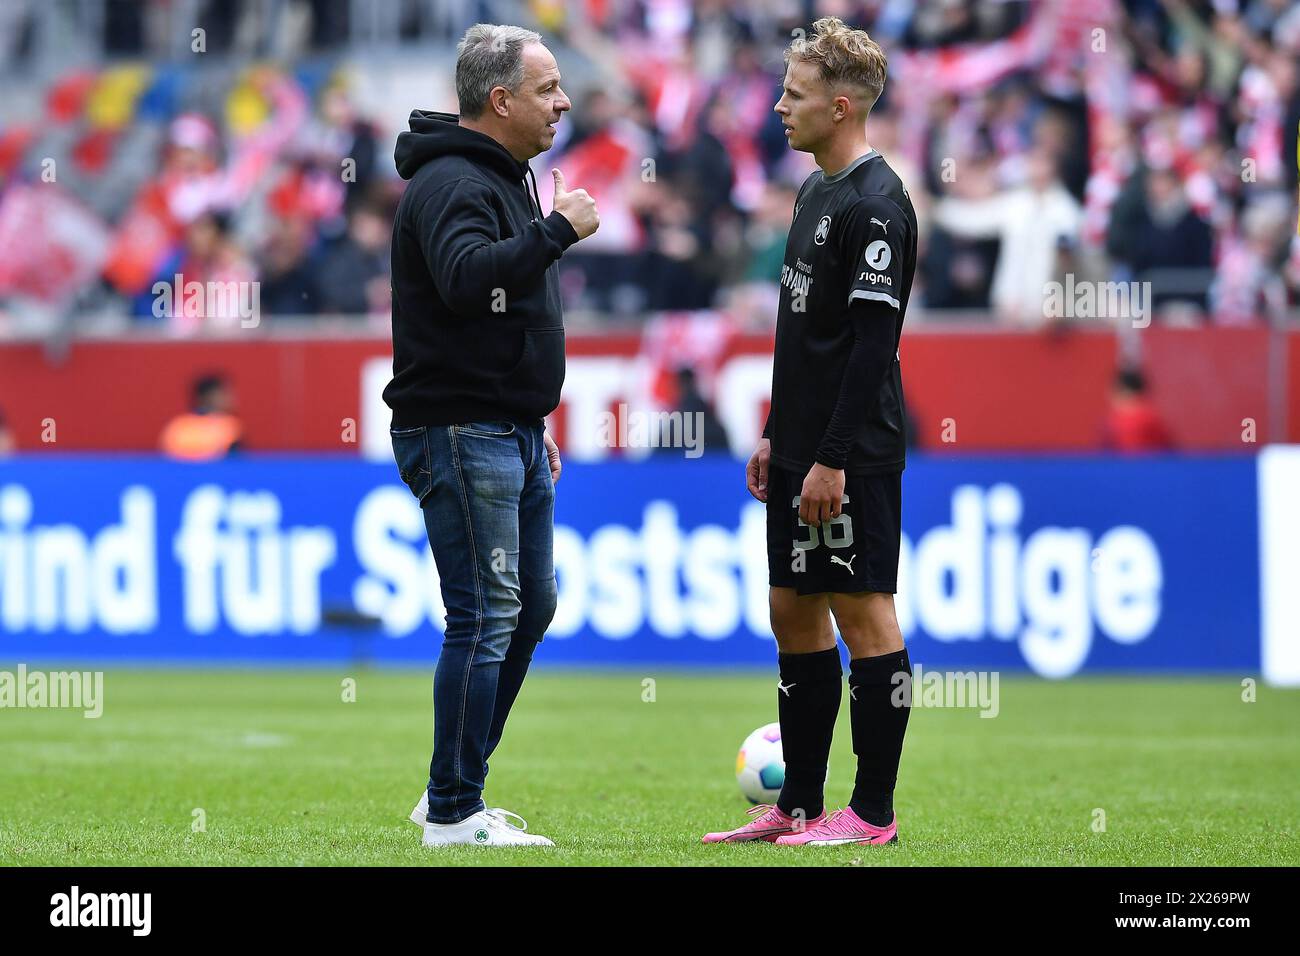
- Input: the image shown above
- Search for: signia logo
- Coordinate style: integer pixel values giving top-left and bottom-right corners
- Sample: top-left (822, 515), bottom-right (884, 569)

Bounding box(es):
top-left (814, 215), bottom-right (831, 245)
top-left (864, 240), bottom-right (891, 270)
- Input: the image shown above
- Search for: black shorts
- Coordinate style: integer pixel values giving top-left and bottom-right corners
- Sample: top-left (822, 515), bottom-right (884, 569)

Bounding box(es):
top-left (766, 465), bottom-right (901, 595)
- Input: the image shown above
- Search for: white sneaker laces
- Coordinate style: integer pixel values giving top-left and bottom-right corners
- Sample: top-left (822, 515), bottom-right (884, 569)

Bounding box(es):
top-left (482, 807), bottom-right (529, 832)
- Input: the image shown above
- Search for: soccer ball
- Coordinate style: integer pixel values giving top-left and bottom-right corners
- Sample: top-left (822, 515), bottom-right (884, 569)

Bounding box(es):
top-left (735, 722), bottom-right (787, 804)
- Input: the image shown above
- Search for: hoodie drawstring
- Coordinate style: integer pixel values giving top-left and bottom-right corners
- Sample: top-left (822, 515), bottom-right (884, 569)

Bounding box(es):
top-left (526, 164), bottom-right (543, 223)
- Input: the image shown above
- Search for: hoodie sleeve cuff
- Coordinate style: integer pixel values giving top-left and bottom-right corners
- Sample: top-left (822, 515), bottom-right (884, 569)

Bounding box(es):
top-left (542, 210), bottom-right (581, 251)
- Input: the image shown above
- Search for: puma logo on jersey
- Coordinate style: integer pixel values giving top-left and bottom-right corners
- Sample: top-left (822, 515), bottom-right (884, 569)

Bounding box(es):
top-left (793, 202), bottom-right (803, 221)
top-left (830, 554), bottom-right (857, 575)
top-left (870, 217), bottom-right (890, 232)
top-left (777, 681), bottom-right (797, 697)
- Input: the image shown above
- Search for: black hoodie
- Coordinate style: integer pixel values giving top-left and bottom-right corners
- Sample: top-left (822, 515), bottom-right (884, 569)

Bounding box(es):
top-left (383, 110), bottom-right (580, 427)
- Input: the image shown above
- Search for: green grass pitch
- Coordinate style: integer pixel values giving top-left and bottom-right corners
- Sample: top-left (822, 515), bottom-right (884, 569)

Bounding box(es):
top-left (1, 668), bottom-right (1296, 866)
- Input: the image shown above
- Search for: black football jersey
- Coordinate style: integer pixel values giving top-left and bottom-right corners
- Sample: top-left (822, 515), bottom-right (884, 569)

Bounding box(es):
top-left (768, 150), bottom-right (917, 476)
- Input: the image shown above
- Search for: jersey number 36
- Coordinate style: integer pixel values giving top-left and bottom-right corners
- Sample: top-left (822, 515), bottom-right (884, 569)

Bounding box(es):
top-left (791, 495), bottom-right (853, 550)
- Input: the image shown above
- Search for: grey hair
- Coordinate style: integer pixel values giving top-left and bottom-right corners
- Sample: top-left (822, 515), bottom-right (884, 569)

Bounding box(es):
top-left (455, 23), bottom-right (542, 119)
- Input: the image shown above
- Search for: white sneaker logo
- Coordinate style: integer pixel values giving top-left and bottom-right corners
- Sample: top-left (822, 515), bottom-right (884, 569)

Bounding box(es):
top-left (777, 681), bottom-right (797, 697)
top-left (831, 554), bottom-right (857, 575)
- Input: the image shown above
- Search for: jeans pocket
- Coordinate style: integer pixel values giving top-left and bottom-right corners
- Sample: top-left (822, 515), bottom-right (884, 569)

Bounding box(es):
top-left (390, 426), bottom-right (432, 502)
top-left (454, 421), bottom-right (517, 439)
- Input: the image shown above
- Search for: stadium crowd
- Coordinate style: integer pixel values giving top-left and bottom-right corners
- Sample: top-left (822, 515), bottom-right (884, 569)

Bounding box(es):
top-left (0, 0), bottom-right (1297, 337)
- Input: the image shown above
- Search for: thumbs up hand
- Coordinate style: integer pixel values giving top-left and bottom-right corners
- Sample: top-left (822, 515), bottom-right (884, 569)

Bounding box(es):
top-left (551, 168), bottom-right (599, 240)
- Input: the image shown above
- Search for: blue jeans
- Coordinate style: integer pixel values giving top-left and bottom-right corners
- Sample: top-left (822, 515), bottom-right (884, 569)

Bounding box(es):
top-left (390, 419), bottom-right (557, 824)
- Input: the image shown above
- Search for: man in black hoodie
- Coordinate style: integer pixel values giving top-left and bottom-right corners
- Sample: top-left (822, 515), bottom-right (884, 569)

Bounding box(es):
top-left (385, 23), bottom-right (598, 848)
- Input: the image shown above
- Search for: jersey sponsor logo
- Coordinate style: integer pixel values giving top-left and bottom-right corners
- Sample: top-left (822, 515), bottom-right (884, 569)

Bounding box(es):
top-left (870, 217), bottom-right (890, 233)
top-left (814, 215), bottom-right (831, 245)
top-left (857, 271), bottom-right (893, 287)
top-left (793, 202), bottom-right (804, 221)
top-left (864, 240), bottom-right (892, 270)
top-left (780, 263), bottom-right (814, 297)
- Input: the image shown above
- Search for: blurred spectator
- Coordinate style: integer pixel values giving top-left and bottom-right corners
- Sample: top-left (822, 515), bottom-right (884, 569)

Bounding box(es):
top-left (655, 366), bottom-right (731, 456)
top-left (1101, 368), bottom-right (1173, 453)
top-left (641, 188), bottom-right (724, 311)
top-left (1125, 167), bottom-right (1215, 315)
top-left (303, 82), bottom-right (382, 214)
top-left (1211, 195), bottom-right (1293, 323)
top-left (140, 210), bottom-right (257, 332)
top-left (0, 405), bottom-right (14, 456)
top-left (741, 181), bottom-right (797, 283)
top-left (257, 215), bottom-right (321, 315)
top-left (159, 373), bottom-right (243, 460)
top-left (0, 2), bottom-right (35, 72)
top-left (929, 148), bottom-right (1082, 324)
top-left (317, 198), bottom-right (391, 315)
top-left (921, 152), bottom-right (1001, 312)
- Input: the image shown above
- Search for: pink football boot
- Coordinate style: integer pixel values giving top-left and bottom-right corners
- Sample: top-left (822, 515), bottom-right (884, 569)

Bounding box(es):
top-left (774, 807), bottom-right (898, 846)
top-left (701, 804), bottom-right (827, 844)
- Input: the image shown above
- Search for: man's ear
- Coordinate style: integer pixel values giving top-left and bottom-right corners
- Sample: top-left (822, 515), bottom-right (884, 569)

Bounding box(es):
top-left (490, 86), bottom-right (510, 118)
top-left (833, 94), bottom-right (851, 123)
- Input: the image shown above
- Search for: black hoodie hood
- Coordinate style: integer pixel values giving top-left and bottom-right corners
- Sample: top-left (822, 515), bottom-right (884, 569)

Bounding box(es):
top-left (395, 109), bottom-right (546, 221)
top-left (395, 110), bottom-right (527, 181)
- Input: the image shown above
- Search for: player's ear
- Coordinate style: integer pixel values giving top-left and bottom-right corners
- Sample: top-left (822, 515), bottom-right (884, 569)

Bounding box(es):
top-left (833, 94), bottom-right (851, 122)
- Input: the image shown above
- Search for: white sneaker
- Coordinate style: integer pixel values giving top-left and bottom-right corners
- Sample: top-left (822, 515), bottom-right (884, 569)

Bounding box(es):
top-left (409, 790), bottom-right (428, 826)
top-left (421, 807), bottom-right (554, 847)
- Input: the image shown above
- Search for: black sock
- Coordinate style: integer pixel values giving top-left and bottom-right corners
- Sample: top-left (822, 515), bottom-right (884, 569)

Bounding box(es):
top-left (775, 647), bottom-right (842, 819)
top-left (848, 649), bottom-right (911, 827)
